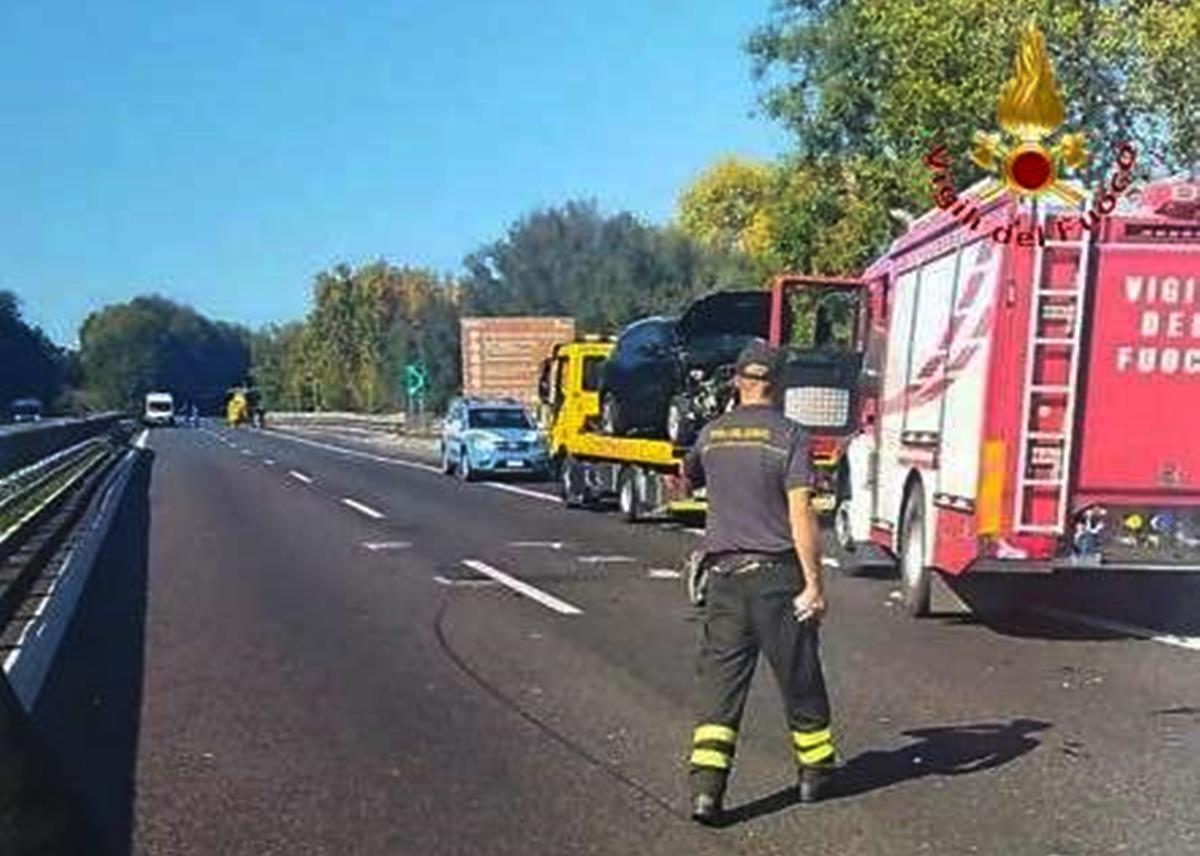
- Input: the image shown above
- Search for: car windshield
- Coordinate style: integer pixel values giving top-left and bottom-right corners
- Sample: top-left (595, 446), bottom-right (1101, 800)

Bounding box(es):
top-left (149, 402), bottom-right (172, 412)
top-left (468, 408), bottom-right (532, 430)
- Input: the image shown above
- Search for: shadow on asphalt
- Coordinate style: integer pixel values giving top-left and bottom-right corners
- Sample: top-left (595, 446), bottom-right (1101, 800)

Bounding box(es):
top-left (721, 718), bottom-right (1051, 826)
top-left (951, 571), bottom-right (1200, 642)
top-left (30, 451), bottom-right (154, 856)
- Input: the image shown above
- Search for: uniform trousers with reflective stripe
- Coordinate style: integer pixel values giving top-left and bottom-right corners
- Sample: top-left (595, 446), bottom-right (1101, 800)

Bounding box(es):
top-left (690, 557), bottom-right (835, 798)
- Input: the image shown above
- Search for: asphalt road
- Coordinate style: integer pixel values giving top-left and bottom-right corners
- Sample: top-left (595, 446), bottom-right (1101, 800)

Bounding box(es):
top-left (30, 423), bottom-right (1200, 856)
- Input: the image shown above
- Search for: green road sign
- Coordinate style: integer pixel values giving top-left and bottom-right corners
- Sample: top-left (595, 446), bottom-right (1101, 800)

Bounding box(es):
top-left (404, 362), bottom-right (428, 397)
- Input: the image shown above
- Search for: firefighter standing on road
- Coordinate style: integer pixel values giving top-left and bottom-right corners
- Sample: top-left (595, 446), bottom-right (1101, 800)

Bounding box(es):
top-left (681, 340), bottom-right (837, 825)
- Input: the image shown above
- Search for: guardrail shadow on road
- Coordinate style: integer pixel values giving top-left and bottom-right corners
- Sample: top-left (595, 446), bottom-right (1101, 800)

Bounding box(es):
top-left (721, 718), bottom-right (1051, 827)
top-left (29, 450), bottom-right (155, 856)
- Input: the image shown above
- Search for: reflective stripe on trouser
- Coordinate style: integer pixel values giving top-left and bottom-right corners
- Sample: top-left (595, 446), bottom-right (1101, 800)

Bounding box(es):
top-left (793, 727), bottom-right (836, 767)
top-left (690, 724), bottom-right (737, 770)
top-left (692, 560), bottom-right (834, 772)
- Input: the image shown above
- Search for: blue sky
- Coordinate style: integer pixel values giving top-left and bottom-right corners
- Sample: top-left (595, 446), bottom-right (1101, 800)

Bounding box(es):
top-left (2, 1), bottom-right (787, 345)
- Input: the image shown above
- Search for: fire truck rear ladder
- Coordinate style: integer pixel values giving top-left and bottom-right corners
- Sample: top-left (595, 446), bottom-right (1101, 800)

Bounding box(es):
top-left (1014, 203), bottom-right (1093, 535)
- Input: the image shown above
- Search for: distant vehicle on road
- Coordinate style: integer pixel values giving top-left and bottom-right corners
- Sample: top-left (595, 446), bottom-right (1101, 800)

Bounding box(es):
top-left (8, 397), bottom-right (44, 423)
top-left (440, 397), bottom-right (550, 481)
top-left (143, 392), bottom-right (176, 427)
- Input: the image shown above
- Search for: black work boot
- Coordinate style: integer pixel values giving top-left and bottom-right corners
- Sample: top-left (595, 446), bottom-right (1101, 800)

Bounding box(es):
top-left (691, 792), bottom-right (723, 826)
top-left (798, 764), bottom-right (836, 804)
top-left (689, 768), bottom-right (726, 826)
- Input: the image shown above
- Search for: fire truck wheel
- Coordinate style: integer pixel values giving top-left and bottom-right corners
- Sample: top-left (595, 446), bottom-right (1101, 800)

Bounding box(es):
top-left (900, 484), bottom-right (932, 617)
top-left (618, 467), bottom-right (643, 522)
top-left (834, 499), bottom-right (854, 554)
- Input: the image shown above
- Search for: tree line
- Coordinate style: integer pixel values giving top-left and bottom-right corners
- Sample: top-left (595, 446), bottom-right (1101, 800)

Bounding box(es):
top-left (7, 1), bottom-right (1195, 417)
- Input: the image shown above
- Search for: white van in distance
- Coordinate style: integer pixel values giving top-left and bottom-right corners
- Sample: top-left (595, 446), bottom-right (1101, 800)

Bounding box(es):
top-left (144, 392), bottom-right (176, 427)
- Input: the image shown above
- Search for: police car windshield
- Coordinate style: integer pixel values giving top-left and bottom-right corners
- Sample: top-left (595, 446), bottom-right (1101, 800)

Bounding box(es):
top-left (468, 408), bottom-right (532, 430)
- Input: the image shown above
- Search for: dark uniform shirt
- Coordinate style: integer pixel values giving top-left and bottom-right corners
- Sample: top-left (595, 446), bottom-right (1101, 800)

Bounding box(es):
top-left (683, 404), bottom-right (814, 556)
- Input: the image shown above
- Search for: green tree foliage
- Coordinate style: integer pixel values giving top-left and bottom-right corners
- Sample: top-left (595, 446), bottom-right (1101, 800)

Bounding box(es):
top-left (0, 291), bottom-right (67, 411)
top-left (463, 200), bottom-right (757, 333)
top-left (78, 296), bottom-right (250, 413)
top-left (252, 263), bottom-right (462, 413)
top-left (746, 0), bottom-right (1200, 271)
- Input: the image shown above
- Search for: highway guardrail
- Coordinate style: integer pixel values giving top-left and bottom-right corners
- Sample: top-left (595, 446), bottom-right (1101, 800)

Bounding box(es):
top-left (0, 414), bottom-right (123, 480)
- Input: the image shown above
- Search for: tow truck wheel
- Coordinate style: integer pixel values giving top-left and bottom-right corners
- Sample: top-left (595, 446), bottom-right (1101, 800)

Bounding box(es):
top-left (899, 484), bottom-right (931, 617)
top-left (617, 467), bottom-right (643, 522)
top-left (561, 457), bottom-right (586, 507)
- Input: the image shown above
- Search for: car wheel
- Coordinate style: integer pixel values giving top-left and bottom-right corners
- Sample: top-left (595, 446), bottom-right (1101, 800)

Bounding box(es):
top-left (601, 392), bottom-right (626, 436)
top-left (899, 483), bottom-right (931, 617)
top-left (458, 447), bottom-right (476, 482)
top-left (666, 396), bottom-right (695, 446)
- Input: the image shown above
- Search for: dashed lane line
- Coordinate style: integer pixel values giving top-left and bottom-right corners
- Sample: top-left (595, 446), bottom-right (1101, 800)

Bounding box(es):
top-left (363, 541), bottom-right (412, 552)
top-left (460, 559), bottom-right (583, 616)
top-left (1033, 606), bottom-right (1200, 652)
top-left (288, 470), bottom-right (314, 485)
top-left (263, 458), bottom-right (277, 466)
top-left (134, 430), bottom-right (149, 450)
top-left (341, 498), bottom-right (386, 520)
top-left (479, 482), bottom-right (562, 504)
top-left (261, 431), bottom-right (442, 474)
top-left (822, 557), bottom-right (840, 568)
top-left (434, 575), bottom-right (498, 589)
top-left (648, 568), bottom-right (682, 579)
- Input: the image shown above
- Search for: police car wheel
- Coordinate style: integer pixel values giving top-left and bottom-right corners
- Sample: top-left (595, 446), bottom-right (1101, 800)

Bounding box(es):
top-left (900, 485), bottom-right (931, 617)
top-left (458, 448), bottom-right (475, 482)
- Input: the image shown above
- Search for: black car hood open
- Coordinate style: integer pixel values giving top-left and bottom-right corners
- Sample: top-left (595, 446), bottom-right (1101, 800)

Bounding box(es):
top-left (678, 290), bottom-right (771, 341)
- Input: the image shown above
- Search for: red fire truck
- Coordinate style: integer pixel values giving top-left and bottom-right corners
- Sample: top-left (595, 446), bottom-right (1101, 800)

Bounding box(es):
top-left (831, 175), bottom-right (1200, 615)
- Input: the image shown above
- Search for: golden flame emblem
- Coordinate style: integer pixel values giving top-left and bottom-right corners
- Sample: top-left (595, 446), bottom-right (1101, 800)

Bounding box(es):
top-left (971, 20), bottom-right (1086, 205)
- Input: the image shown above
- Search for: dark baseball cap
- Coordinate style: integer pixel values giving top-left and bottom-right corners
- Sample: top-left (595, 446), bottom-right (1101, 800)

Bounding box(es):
top-left (735, 339), bottom-right (782, 381)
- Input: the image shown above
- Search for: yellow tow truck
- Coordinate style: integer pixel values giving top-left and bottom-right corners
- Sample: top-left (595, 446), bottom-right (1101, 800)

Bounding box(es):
top-left (538, 339), bottom-right (839, 522)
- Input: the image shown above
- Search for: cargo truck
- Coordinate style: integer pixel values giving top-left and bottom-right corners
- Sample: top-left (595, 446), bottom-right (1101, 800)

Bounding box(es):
top-left (461, 317), bottom-right (576, 408)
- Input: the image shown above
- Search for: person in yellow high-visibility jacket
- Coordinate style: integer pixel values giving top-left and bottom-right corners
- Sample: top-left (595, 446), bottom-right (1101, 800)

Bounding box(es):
top-left (227, 391), bottom-right (248, 427)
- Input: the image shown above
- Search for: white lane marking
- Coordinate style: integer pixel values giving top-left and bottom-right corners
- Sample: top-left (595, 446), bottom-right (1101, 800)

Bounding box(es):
top-left (134, 430), bottom-right (149, 449)
top-left (288, 470), bottom-right (314, 484)
top-left (684, 527), bottom-right (705, 537)
top-left (648, 568), bottom-right (682, 579)
top-left (480, 482), bottom-right (562, 504)
top-left (263, 458), bottom-right (277, 466)
top-left (576, 555), bottom-right (635, 565)
top-left (822, 557), bottom-right (840, 568)
top-left (266, 431), bottom-right (442, 474)
top-left (509, 541), bottom-right (565, 550)
top-left (342, 498), bottom-right (386, 520)
top-left (240, 449), bottom-right (255, 457)
top-left (461, 559), bottom-right (583, 616)
top-left (434, 575), bottom-right (498, 589)
top-left (363, 541), bottom-right (411, 552)
top-left (1034, 606), bottom-right (1200, 652)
